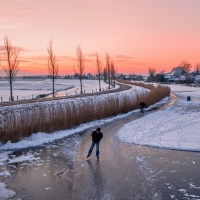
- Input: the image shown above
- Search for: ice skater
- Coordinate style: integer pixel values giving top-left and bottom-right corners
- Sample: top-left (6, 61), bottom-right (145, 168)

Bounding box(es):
top-left (86, 127), bottom-right (103, 161)
top-left (139, 101), bottom-right (147, 115)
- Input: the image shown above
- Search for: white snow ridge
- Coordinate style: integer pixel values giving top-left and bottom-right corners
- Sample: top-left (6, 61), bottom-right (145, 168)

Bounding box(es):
top-left (118, 84), bottom-right (200, 152)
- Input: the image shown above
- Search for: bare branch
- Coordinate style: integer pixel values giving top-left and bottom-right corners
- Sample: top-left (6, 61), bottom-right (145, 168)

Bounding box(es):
top-left (95, 52), bottom-right (102, 91)
top-left (47, 39), bottom-right (59, 97)
top-left (0, 36), bottom-right (20, 101)
top-left (105, 52), bottom-right (111, 89)
top-left (76, 45), bottom-right (85, 94)
top-left (111, 61), bottom-right (117, 87)
top-left (148, 67), bottom-right (156, 82)
top-left (195, 63), bottom-right (200, 75)
top-left (178, 60), bottom-right (192, 74)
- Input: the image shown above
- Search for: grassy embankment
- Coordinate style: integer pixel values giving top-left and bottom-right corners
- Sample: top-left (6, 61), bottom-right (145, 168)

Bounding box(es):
top-left (0, 81), bottom-right (170, 143)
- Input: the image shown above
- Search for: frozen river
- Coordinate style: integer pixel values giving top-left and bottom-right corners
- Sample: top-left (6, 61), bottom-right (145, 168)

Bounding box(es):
top-left (0, 79), bottom-right (115, 102)
top-left (1, 95), bottom-right (200, 200)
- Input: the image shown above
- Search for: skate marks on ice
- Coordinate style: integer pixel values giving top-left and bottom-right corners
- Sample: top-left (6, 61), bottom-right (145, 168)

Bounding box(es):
top-left (0, 133), bottom-right (83, 199)
top-left (130, 145), bottom-right (200, 200)
top-left (56, 168), bottom-right (68, 176)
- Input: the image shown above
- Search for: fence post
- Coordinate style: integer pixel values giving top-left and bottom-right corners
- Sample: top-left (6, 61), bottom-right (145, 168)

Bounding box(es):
top-left (92, 89), bottom-right (93, 93)
top-left (1, 97), bottom-right (2, 102)
top-left (17, 96), bottom-right (18, 101)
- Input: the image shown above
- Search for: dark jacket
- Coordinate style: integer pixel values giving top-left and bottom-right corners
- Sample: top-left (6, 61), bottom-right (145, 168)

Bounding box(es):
top-left (140, 102), bottom-right (146, 109)
top-left (92, 131), bottom-right (103, 142)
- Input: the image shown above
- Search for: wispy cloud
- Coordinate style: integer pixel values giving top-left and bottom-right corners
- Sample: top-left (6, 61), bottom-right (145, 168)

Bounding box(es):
top-left (36, 31), bottom-right (50, 35)
top-left (115, 55), bottom-right (132, 59)
top-left (0, 25), bottom-right (19, 29)
top-left (86, 53), bottom-right (96, 57)
top-left (0, 45), bottom-right (30, 53)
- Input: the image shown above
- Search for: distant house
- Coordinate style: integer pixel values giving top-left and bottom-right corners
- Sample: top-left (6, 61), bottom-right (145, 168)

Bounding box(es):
top-left (174, 75), bottom-right (186, 84)
top-left (87, 73), bottom-right (94, 79)
top-left (135, 75), bottom-right (143, 81)
top-left (73, 73), bottom-right (80, 79)
top-left (65, 75), bottom-right (73, 79)
top-left (96, 74), bottom-right (104, 80)
top-left (124, 75), bottom-right (131, 80)
top-left (142, 76), bottom-right (149, 82)
top-left (116, 73), bottom-right (125, 80)
top-left (164, 67), bottom-right (182, 82)
top-left (131, 75), bottom-right (137, 80)
top-left (194, 75), bottom-right (200, 84)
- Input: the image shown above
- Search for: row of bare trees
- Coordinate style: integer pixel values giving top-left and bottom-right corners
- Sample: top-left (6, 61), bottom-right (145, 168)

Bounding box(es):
top-left (46, 41), bottom-right (117, 96)
top-left (104, 53), bottom-right (117, 89)
top-left (0, 36), bottom-right (117, 101)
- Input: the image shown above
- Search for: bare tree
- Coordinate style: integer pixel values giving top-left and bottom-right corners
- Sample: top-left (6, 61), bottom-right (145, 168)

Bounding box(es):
top-left (95, 52), bottom-right (102, 91)
top-left (148, 67), bottom-right (156, 82)
top-left (178, 60), bottom-right (192, 74)
top-left (47, 39), bottom-right (58, 97)
top-left (76, 45), bottom-right (85, 94)
top-left (185, 74), bottom-right (194, 85)
top-left (105, 52), bottom-right (111, 89)
top-left (103, 68), bottom-right (107, 82)
top-left (195, 63), bottom-right (200, 75)
top-left (0, 36), bottom-right (20, 101)
top-left (111, 61), bottom-right (117, 87)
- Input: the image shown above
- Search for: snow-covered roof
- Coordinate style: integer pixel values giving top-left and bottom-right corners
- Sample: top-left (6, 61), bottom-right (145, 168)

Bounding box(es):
top-left (164, 67), bottom-right (182, 80)
top-left (195, 75), bottom-right (200, 80)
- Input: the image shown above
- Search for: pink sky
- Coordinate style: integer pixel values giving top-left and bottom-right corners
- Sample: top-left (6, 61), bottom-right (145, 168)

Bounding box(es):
top-left (0, 0), bottom-right (200, 76)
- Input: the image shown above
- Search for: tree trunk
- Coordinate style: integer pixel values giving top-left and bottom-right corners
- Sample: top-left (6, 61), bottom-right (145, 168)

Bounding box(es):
top-left (53, 77), bottom-right (55, 97)
top-left (108, 75), bottom-right (111, 89)
top-left (10, 80), bottom-right (13, 101)
top-left (80, 77), bottom-right (83, 94)
top-left (99, 76), bottom-right (101, 91)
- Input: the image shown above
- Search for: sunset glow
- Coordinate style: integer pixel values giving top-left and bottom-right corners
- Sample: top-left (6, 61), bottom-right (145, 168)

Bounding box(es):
top-left (0, 0), bottom-right (200, 76)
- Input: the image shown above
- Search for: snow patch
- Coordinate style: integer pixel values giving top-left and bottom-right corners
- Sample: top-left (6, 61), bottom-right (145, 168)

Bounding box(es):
top-left (0, 181), bottom-right (16, 200)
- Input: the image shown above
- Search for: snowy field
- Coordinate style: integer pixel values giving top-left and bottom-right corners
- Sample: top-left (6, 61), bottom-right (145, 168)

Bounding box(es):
top-left (118, 84), bottom-right (200, 151)
top-left (0, 79), bottom-right (116, 102)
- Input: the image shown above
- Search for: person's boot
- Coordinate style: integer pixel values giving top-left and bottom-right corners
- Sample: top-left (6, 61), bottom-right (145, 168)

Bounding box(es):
top-left (97, 156), bottom-right (99, 161)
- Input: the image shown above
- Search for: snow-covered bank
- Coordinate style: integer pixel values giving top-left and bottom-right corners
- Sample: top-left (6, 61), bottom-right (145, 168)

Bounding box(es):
top-left (118, 84), bottom-right (200, 151)
top-left (0, 84), bottom-right (151, 144)
top-left (0, 97), bottom-right (170, 151)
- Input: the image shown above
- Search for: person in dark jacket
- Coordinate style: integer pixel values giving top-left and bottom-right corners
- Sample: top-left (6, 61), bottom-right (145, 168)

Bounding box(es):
top-left (139, 101), bottom-right (147, 114)
top-left (86, 127), bottom-right (103, 160)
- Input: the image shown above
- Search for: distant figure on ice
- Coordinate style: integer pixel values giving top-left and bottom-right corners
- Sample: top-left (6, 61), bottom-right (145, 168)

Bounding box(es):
top-left (86, 127), bottom-right (103, 161)
top-left (139, 101), bottom-right (147, 115)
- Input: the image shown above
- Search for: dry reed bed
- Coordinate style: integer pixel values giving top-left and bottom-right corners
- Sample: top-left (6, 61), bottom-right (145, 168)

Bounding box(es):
top-left (0, 82), bottom-right (170, 143)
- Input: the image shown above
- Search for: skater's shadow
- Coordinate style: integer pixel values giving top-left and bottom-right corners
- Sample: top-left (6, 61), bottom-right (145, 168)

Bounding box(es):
top-left (87, 160), bottom-right (101, 184)
top-left (86, 160), bottom-right (106, 198)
